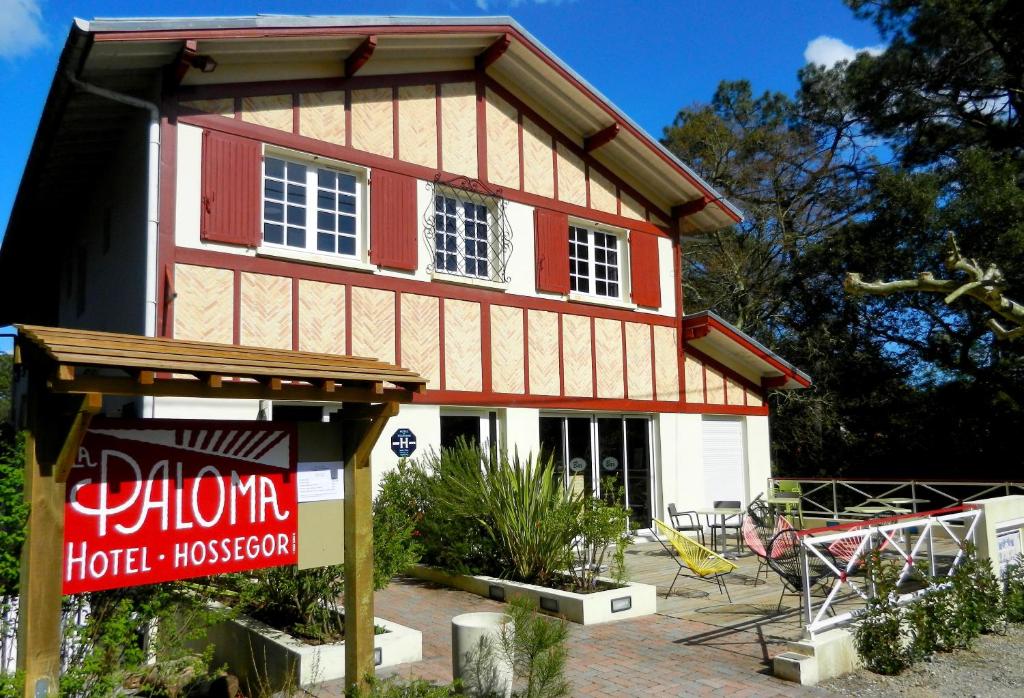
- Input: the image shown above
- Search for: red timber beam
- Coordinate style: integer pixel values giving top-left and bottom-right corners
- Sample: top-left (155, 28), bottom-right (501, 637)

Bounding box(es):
top-left (344, 35), bottom-right (377, 77)
top-left (672, 196), bottom-right (711, 220)
top-left (584, 123), bottom-right (620, 153)
top-left (475, 33), bottom-right (512, 70)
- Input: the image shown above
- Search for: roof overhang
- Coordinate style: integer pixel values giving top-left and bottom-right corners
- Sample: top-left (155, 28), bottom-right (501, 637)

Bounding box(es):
top-left (682, 311), bottom-right (811, 391)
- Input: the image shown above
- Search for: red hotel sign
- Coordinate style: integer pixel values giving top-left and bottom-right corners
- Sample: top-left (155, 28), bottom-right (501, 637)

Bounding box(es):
top-left (63, 419), bottom-right (298, 594)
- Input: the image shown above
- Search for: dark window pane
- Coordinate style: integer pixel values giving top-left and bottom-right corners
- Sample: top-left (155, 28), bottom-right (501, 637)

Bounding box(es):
top-left (287, 206), bottom-right (305, 226)
top-left (339, 216), bottom-right (356, 234)
top-left (445, 197), bottom-right (456, 214)
top-left (578, 278), bottom-right (589, 293)
top-left (440, 415), bottom-right (481, 451)
top-left (478, 260), bottom-right (488, 276)
top-left (445, 254), bottom-right (457, 272)
top-left (287, 162), bottom-right (306, 182)
top-left (264, 179), bottom-right (284, 198)
top-left (287, 227), bottom-right (305, 247)
top-left (263, 223), bottom-right (283, 244)
top-left (435, 214), bottom-right (445, 229)
top-left (265, 158), bottom-right (284, 179)
top-left (287, 184), bottom-right (304, 204)
top-left (339, 195), bottom-right (356, 215)
top-left (318, 169), bottom-right (336, 189)
top-left (339, 173), bottom-right (356, 193)
top-left (596, 280), bottom-right (607, 296)
top-left (477, 204), bottom-right (487, 220)
top-left (317, 211), bottom-right (335, 231)
top-left (317, 232), bottom-right (335, 252)
top-left (264, 201), bottom-right (283, 221)
top-left (465, 259), bottom-right (477, 275)
top-left (317, 191), bottom-right (335, 209)
top-left (539, 417), bottom-right (566, 488)
top-left (339, 236), bottom-right (356, 256)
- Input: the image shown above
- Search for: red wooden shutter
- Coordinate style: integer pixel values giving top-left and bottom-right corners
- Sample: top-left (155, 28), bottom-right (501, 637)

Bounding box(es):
top-left (534, 208), bottom-right (569, 294)
top-left (629, 230), bottom-right (662, 308)
top-left (369, 170), bottom-right (418, 270)
top-left (200, 130), bottom-right (261, 246)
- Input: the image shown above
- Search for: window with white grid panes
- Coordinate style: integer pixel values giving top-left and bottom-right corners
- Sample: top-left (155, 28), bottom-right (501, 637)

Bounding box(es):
top-left (263, 155), bottom-right (362, 258)
top-left (434, 195), bottom-right (491, 280)
top-left (569, 225), bottom-right (621, 298)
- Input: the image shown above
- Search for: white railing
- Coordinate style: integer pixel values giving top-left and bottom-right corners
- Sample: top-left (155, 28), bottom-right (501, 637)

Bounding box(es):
top-left (768, 477), bottom-right (1024, 518)
top-left (0, 596), bottom-right (91, 675)
top-left (798, 506), bottom-right (983, 637)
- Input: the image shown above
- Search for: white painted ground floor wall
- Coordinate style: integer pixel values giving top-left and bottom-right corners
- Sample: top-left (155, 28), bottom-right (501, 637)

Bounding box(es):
top-left (152, 397), bottom-right (770, 523)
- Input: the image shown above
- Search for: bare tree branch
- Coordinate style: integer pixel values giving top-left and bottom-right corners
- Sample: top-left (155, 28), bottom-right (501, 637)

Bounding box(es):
top-left (844, 233), bottom-right (1024, 341)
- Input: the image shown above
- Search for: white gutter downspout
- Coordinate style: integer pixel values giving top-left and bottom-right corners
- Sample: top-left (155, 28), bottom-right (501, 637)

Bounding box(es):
top-left (66, 72), bottom-right (160, 417)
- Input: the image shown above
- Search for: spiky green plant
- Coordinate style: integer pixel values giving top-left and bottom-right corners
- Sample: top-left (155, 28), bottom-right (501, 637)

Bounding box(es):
top-left (429, 441), bottom-right (583, 586)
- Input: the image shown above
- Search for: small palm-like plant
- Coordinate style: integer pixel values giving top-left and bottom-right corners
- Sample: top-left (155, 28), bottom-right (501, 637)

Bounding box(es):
top-left (429, 441), bottom-right (583, 586)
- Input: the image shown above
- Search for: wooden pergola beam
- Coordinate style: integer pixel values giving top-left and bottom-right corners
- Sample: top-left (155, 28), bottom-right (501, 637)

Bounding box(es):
top-left (54, 392), bottom-right (102, 483)
top-left (48, 374), bottom-right (414, 404)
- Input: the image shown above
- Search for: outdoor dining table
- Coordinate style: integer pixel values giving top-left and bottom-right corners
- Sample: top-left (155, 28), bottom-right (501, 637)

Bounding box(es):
top-left (867, 497), bottom-right (930, 511)
top-left (695, 507), bottom-right (745, 558)
top-left (843, 505), bottom-right (912, 518)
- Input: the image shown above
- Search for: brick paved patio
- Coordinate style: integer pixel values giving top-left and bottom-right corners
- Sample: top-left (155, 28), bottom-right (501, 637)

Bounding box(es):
top-left (306, 541), bottom-right (830, 696)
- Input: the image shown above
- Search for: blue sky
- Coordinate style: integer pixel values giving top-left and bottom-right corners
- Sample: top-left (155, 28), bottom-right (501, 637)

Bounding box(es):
top-left (0, 0), bottom-right (884, 244)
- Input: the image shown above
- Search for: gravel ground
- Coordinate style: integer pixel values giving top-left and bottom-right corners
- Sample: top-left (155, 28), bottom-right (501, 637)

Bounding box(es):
top-left (820, 624), bottom-right (1024, 697)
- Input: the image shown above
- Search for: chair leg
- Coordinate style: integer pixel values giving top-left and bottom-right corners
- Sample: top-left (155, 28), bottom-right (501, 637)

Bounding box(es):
top-left (666, 567), bottom-right (683, 598)
top-left (719, 575), bottom-right (732, 603)
top-left (776, 587), bottom-right (786, 614)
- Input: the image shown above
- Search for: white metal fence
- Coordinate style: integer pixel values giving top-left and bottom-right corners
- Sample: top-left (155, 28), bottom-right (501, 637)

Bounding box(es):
top-left (0, 596), bottom-right (91, 674)
top-left (798, 506), bottom-right (983, 637)
top-left (768, 477), bottom-right (1024, 518)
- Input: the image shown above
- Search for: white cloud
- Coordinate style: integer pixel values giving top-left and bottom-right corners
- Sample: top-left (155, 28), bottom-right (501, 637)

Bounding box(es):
top-left (0, 0), bottom-right (47, 60)
top-left (804, 35), bottom-right (884, 68)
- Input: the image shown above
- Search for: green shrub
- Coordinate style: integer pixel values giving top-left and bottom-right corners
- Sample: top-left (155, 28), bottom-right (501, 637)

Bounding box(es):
top-left (415, 443), bottom-right (502, 576)
top-left (1004, 554), bottom-right (1024, 622)
top-left (855, 552), bottom-right (911, 675)
top-left (347, 677), bottom-right (459, 697)
top-left (0, 429), bottom-right (27, 597)
top-left (61, 584), bottom-right (224, 697)
top-left (373, 461), bottom-right (424, 589)
top-left (500, 596), bottom-right (571, 698)
top-left (564, 483), bottom-right (632, 591)
top-left (940, 545), bottom-right (1003, 648)
top-left (235, 564), bottom-right (346, 643)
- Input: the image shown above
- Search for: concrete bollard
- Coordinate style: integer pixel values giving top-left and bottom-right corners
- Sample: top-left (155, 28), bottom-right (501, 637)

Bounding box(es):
top-left (451, 612), bottom-right (514, 697)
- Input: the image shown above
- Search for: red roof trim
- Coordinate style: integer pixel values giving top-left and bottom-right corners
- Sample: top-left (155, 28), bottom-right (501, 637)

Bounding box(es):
top-left (682, 313), bottom-right (811, 389)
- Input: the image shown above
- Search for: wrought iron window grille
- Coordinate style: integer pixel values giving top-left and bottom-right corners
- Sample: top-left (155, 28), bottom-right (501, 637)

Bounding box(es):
top-left (423, 176), bottom-right (513, 284)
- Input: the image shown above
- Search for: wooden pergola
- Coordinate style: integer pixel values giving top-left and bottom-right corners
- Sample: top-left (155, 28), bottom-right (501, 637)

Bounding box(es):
top-left (13, 324), bottom-right (427, 696)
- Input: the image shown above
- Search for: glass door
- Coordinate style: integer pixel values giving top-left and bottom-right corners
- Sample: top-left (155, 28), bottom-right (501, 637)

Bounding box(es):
top-left (624, 418), bottom-right (653, 529)
top-left (596, 417), bottom-right (625, 505)
top-left (565, 417), bottom-right (593, 498)
top-left (540, 413), bottom-right (655, 530)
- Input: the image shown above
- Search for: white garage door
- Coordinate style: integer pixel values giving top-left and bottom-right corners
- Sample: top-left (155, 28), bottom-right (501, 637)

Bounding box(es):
top-left (702, 417), bottom-right (746, 506)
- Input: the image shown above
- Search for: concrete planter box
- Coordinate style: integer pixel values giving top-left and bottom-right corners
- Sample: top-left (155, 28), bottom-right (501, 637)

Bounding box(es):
top-left (408, 564), bottom-right (657, 625)
top-left (195, 611), bottom-right (421, 691)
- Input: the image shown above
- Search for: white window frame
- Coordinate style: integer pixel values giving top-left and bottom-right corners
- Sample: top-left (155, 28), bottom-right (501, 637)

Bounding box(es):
top-left (259, 147), bottom-right (370, 268)
top-left (568, 221), bottom-right (627, 302)
top-left (439, 409), bottom-right (503, 452)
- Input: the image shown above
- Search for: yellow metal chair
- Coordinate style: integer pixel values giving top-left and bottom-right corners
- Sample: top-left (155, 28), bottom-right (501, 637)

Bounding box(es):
top-left (653, 518), bottom-right (737, 601)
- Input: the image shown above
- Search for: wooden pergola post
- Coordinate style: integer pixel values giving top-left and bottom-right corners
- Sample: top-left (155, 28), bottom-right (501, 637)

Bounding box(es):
top-left (17, 353), bottom-right (101, 698)
top-left (341, 402), bottom-right (398, 692)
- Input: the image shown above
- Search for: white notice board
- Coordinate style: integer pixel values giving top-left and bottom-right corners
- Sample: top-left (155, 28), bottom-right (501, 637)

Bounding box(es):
top-left (297, 461), bottom-right (344, 502)
top-left (997, 528), bottom-right (1022, 578)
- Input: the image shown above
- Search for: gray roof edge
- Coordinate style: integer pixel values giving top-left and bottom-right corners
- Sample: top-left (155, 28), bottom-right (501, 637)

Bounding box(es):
top-left (73, 14), bottom-right (741, 223)
top-left (683, 310), bottom-right (812, 385)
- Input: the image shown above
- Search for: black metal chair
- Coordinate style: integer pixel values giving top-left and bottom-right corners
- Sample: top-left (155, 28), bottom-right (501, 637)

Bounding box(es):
top-left (708, 499), bottom-right (743, 551)
top-left (667, 503), bottom-right (705, 546)
top-left (741, 499), bottom-right (782, 582)
top-left (766, 528), bottom-right (838, 620)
